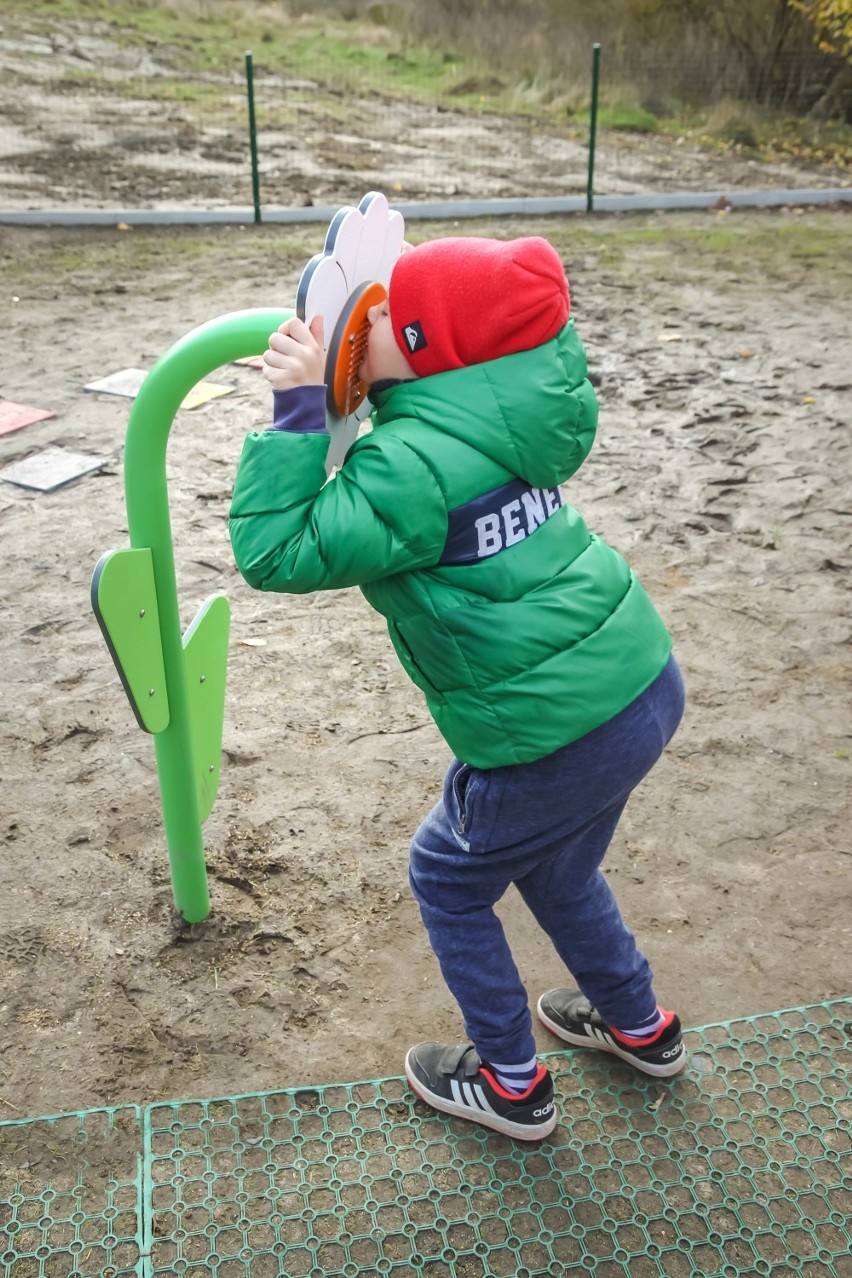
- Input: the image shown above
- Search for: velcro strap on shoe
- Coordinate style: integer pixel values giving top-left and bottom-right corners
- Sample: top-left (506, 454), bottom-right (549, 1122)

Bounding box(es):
top-left (440, 1044), bottom-right (480, 1076)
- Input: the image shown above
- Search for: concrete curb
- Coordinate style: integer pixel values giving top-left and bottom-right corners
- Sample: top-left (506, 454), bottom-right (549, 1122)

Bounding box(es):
top-left (0, 188), bottom-right (849, 227)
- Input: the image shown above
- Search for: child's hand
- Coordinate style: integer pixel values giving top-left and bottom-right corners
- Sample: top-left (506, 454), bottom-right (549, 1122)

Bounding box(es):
top-left (263, 315), bottom-right (325, 392)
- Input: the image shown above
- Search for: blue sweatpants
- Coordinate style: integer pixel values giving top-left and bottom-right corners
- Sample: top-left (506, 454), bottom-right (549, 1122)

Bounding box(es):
top-left (408, 655), bottom-right (685, 1065)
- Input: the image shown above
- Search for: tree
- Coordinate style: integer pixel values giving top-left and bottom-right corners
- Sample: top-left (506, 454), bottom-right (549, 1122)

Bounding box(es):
top-left (791, 0), bottom-right (852, 61)
top-left (791, 0), bottom-right (852, 115)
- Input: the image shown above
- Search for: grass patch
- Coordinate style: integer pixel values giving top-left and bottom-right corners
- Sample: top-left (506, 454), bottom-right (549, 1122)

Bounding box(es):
top-left (6, 0), bottom-right (471, 102)
top-left (597, 105), bottom-right (660, 134)
top-left (2, 213), bottom-right (849, 304)
top-left (528, 213), bottom-right (852, 280)
top-left (0, 223), bottom-right (321, 294)
top-left (677, 99), bottom-right (851, 169)
top-left (0, 0), bottom-right (651, 127)
top-left (4, 0), bottom-right (851, 165)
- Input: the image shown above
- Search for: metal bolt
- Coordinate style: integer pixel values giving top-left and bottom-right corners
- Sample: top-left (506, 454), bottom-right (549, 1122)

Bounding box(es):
top-left (199, 675), bottom-right (206, 683)
top-left (139, 609), bottom-right (146, 617)
top-left (148, 688), bottom-right (155, 697)
top-left (208, 764), bottom-right (215, 773)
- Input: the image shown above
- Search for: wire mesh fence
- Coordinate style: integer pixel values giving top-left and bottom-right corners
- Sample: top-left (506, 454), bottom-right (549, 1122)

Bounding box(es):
top-left (0, 24), bottom-right (845, 218)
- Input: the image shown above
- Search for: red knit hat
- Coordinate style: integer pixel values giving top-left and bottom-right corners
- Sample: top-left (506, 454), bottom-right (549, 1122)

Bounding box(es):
top-left (388, 235), bottom-right (570, 378)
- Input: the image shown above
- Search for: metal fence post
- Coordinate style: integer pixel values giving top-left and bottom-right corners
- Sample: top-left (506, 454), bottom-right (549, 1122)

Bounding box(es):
top-left (245, 51), bottom-right (262, 224)
top-left (587, 42), bottom-right (601, 214)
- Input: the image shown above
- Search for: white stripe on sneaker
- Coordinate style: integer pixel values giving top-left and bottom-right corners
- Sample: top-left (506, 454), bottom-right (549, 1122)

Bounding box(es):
top-left (467, 1082), bottom-right (488, 1111)
top-left (451, 1079), bottom-right (489, 1112)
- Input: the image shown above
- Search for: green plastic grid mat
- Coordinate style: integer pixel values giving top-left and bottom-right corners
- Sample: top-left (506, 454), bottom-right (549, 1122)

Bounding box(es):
top-left (0, 1104), bottom-right (143, 1276)
top-left (2, 1000), bottom-right (851, 1278)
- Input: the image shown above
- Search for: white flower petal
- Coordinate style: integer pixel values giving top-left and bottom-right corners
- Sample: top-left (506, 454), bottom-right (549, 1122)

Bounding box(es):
top-left (299, 254), bottom-right (349, 352)
top-left (324, 206), bottom-right (371, 294)
top-left (352, 192), bottom-right (404, 286)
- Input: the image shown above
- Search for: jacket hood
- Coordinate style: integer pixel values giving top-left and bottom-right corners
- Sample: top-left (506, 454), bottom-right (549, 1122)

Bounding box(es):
top-left (369, 320), bottom-right (598, 489)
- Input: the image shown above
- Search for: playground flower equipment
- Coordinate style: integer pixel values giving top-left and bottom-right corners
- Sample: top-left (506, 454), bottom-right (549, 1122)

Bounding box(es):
top-left (91, 192), bottom-right (405, 923)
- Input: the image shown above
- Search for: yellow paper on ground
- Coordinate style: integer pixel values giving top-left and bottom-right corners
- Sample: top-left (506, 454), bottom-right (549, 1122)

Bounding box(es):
top-left (181, 382), bottom-right (234, 410)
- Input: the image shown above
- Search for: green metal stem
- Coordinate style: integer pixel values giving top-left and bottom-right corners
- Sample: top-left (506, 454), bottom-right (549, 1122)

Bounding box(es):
top-left (245, 51), bottom-right (262, 225)
top-left (124, 308), bottom-right (292, 921)
top-left (587, 42), bottom-right (601, 214)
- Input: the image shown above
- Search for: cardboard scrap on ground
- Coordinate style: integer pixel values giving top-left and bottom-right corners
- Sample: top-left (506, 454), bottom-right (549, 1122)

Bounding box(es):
top-left (0, 446), bottom-right (109, 492)
top-left (0, 401), bottom-right (57, 436)
top-left (84, 368), bottom-right (149, 398)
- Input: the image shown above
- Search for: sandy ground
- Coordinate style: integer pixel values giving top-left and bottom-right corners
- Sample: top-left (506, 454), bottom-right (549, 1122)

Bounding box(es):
top-left (0, 203), bottom-right (849, 1125)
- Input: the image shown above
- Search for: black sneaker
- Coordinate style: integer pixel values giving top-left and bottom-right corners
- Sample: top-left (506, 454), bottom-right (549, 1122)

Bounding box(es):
top-left (537, 989), bottom-right (686, 1078)
top-left (404, 1042), bottom-right (556, 1140)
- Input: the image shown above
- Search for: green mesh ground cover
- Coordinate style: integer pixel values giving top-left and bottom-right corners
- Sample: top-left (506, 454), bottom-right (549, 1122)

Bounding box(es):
top-left (2, 1000), bottom-right (850, 1278)
top-left (0, 1105), bottom-right (143, 1277)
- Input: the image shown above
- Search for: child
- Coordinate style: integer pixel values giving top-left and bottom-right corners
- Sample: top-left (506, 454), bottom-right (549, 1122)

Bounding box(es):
top-left (229, 235), bottom-right (686, 1142)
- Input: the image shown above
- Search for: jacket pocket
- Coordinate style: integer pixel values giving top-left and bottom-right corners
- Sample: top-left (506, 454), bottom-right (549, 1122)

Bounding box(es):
top-left (452, 763), bottom-right (473, 834)
top-left (388, 621), bottom-right (446, 702)
top-left (450, 762), bottom-right (500, 855)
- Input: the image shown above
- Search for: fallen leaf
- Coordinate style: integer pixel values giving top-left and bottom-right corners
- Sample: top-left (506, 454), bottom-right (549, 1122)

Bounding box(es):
top-left (239, 637), bottom-right (267, 647)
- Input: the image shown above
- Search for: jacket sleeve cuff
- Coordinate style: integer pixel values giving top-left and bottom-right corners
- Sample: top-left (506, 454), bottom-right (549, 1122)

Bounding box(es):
top-left (268, 385), bottom-right (327, 433)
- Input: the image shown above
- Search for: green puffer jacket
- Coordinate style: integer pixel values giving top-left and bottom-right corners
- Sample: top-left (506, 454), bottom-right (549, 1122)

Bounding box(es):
top-left (229, 321), bottom-right (672, 767)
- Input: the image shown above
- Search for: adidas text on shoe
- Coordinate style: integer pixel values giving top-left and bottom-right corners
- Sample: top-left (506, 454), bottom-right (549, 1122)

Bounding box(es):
top-left (405, 1042), bottom-right (556, 1140)
top-left (537, 990), bottom-right (686, 1078)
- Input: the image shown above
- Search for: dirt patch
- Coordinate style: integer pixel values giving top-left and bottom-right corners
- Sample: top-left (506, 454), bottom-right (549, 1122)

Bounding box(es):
top-left (0, 194), bottom-right (850, 1122)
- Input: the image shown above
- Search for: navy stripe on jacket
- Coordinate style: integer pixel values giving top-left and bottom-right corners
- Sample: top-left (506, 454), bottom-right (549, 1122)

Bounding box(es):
top-left (440, 479), bottom-right (563, 566)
